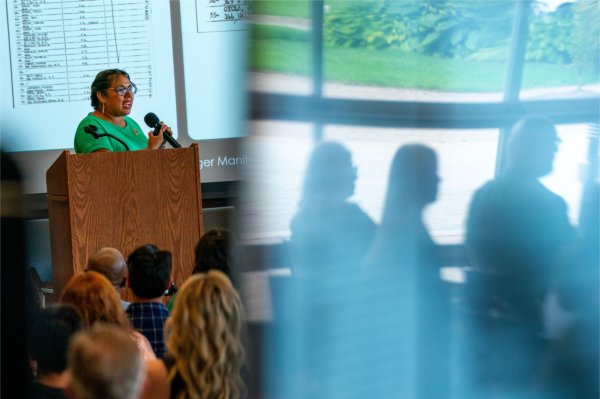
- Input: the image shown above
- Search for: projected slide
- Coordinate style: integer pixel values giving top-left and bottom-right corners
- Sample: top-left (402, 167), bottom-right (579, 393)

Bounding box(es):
top-left (180, 0), bottom-right (248, 140)
top-left (1, 0), bottom-right (177, 152)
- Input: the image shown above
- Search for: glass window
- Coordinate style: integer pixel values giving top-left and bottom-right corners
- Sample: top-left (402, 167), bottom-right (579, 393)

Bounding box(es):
top-left (541, 123), bottom-right (595, 225)
top-left (249, 0), bottom-right (313, 94)
top-left (240, 120), bottom-right (315, 243)
top-left (521, 1), bottom-right (600, 100)
top-left (240, 124), bottom-right (499, 245)
top-left (323, 126), bottom-right (499, 243)
top-left (322, 1), bottom-right (515, 102)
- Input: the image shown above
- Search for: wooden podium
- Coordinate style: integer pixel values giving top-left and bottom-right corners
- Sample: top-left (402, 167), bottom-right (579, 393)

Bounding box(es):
top-left (46, 144), bottom-right (204, 299)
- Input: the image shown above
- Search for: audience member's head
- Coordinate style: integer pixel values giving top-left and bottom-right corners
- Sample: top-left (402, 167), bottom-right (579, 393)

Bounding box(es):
top-left (165, 270), bottom-right (245, 399)
top-left (300, 141), bottom-right (356, 204)
top-left (382, 144), bottom-right (439, 225)
top-left (29, 304), bottom-right (83, 378)
top-left (60, 271), bottom-right (129, 329)
top-left (86, 247), bottom-right (127, 292)
top-left (127, 244), bottom-right (172, 300)
top-left (68, 323), bottom-right (145, 399)
top-left (193, 228), bottom-right (237, 279)
top-left (507, 115), bottom-right (559, 177)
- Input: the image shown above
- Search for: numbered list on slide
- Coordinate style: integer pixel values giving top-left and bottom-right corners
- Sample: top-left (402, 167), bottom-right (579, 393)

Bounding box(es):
top-left (7, 0), bottom-right (156, 107)
top-left (200, 0), bottom-right (249, 33)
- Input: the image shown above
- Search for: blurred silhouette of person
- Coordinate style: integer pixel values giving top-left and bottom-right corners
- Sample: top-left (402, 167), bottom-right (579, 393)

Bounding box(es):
top-left (29, 304), bottom-right (83, 399)
top-left (67, 323), bottom-right (146, 399)
top-left (86, 247), bottom-right (129, 308)
top-left (364, 144), bottom-right (450, 399)
top-left (537, 154), bottom-right (599, 398)
top-left (464, 115), bottom-right (575, 397)
top-left (276, 142), bottom-right (375, 398)
top-left (290, 141), bottom-right (375, 276)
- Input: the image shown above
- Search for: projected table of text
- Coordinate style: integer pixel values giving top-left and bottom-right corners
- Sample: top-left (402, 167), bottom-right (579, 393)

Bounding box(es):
top-left (198, 0), bottom-right (249, 33)
top-left (9, 0), bottom-right (154, 106)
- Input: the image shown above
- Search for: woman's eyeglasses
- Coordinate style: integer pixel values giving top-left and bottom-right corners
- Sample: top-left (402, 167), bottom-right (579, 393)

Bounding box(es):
top-left (112, 83), bottom-right (137, 96)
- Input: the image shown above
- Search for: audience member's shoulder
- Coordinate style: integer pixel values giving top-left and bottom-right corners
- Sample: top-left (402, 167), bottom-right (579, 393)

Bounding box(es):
top-left (131, 331), bottom-right (157, 362)
top-left (533, 179), bottom-right (569, 203)
top-left (139, 359), bottom-right (169, 399)
top-left (31, 381), bottom-right (67, 399)
top-left (469, 179), bottom-right (497, 202)
top-left (342, 201), bottom-right (374, 221)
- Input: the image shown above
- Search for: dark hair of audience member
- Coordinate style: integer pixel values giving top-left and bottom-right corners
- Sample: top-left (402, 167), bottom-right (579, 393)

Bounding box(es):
top-left (193, 228), bottom-right (236, 279)
top-left (29, 304), bottom-right (83, 375)
top-left (127, 244), bottom-right (172, 299)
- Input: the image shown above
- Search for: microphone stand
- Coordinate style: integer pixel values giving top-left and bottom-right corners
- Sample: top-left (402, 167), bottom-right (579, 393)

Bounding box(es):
top-left (84, 125), bottom-right (130, 151)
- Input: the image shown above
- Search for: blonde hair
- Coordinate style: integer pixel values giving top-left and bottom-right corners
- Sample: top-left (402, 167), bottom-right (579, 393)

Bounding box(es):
top-left (60, 271), bottom-right (129, 329)
top-left (165, 270), bottom-right (245, 399)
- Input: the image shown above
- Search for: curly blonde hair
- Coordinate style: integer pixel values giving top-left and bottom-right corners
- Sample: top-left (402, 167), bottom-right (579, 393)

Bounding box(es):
top-left (165, 270), bottom-right (245, 399)
top-left (60, 271), bottom-right (129, 329)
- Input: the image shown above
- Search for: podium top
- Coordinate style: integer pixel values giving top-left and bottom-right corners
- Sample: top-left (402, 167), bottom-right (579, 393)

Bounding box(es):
top-left (46, 145), bottom-right (199, 197)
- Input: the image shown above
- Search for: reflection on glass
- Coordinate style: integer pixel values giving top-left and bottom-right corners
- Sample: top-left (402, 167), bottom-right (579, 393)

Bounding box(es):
top-left (541, 123), bottom-right (594, 223)
top-left (324, 126), bottom-right (499, 243)
top-left (241, 124), bottom-right (500, 245)
top-left (521, 0), bottom-right (600, 100)
top-left (322, 0), bottom-right (515, 102)
top-left (249, 0), bottom-right (312, 94)
top-left (240, 121), bottom-right (315, 243)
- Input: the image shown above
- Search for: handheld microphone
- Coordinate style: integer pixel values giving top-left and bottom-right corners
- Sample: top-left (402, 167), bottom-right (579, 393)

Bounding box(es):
top-left (144, 113), bottom-right (182, 148)
top-left (84, 125), bottom-right (130, 151)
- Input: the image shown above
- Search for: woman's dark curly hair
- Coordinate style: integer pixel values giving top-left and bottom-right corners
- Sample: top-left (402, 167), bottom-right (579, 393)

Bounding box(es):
top-left (90, 69), bottom-right (131, 110)
top-left (193, 228), bottom-right (239, 281)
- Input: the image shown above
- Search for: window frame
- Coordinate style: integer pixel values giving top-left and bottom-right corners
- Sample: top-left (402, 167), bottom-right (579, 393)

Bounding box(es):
top-left (249, 0), bottom-right (600, 175)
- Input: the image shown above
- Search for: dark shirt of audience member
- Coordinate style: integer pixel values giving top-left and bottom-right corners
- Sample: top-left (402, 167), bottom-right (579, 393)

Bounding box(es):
top-left (464, 115), bottom-right (575, 396)
top-left (362, 144), bottom-right (450, 399)
top-left (29, 304), bottom-right (83, 399)
top-left (126, 244), bottom-right (172, 359)
top-left (86, 247), bottom-right (129, 309)
top-left (290, 141), bottom-right (376, 276)
top-left (67, 323), bottom-right (146, 399)
top-left (143, 270), bottom-right (246, 399)
top-left (59, 271), bottom-right (156, 361)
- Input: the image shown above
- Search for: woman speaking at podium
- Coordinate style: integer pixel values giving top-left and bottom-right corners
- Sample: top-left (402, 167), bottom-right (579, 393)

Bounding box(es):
top-left (74, 69), bottom-right (170, 153)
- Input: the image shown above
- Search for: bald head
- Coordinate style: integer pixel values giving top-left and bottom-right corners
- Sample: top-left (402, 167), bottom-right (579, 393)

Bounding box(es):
top-left (87, 248), bottom-right (127, 290)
